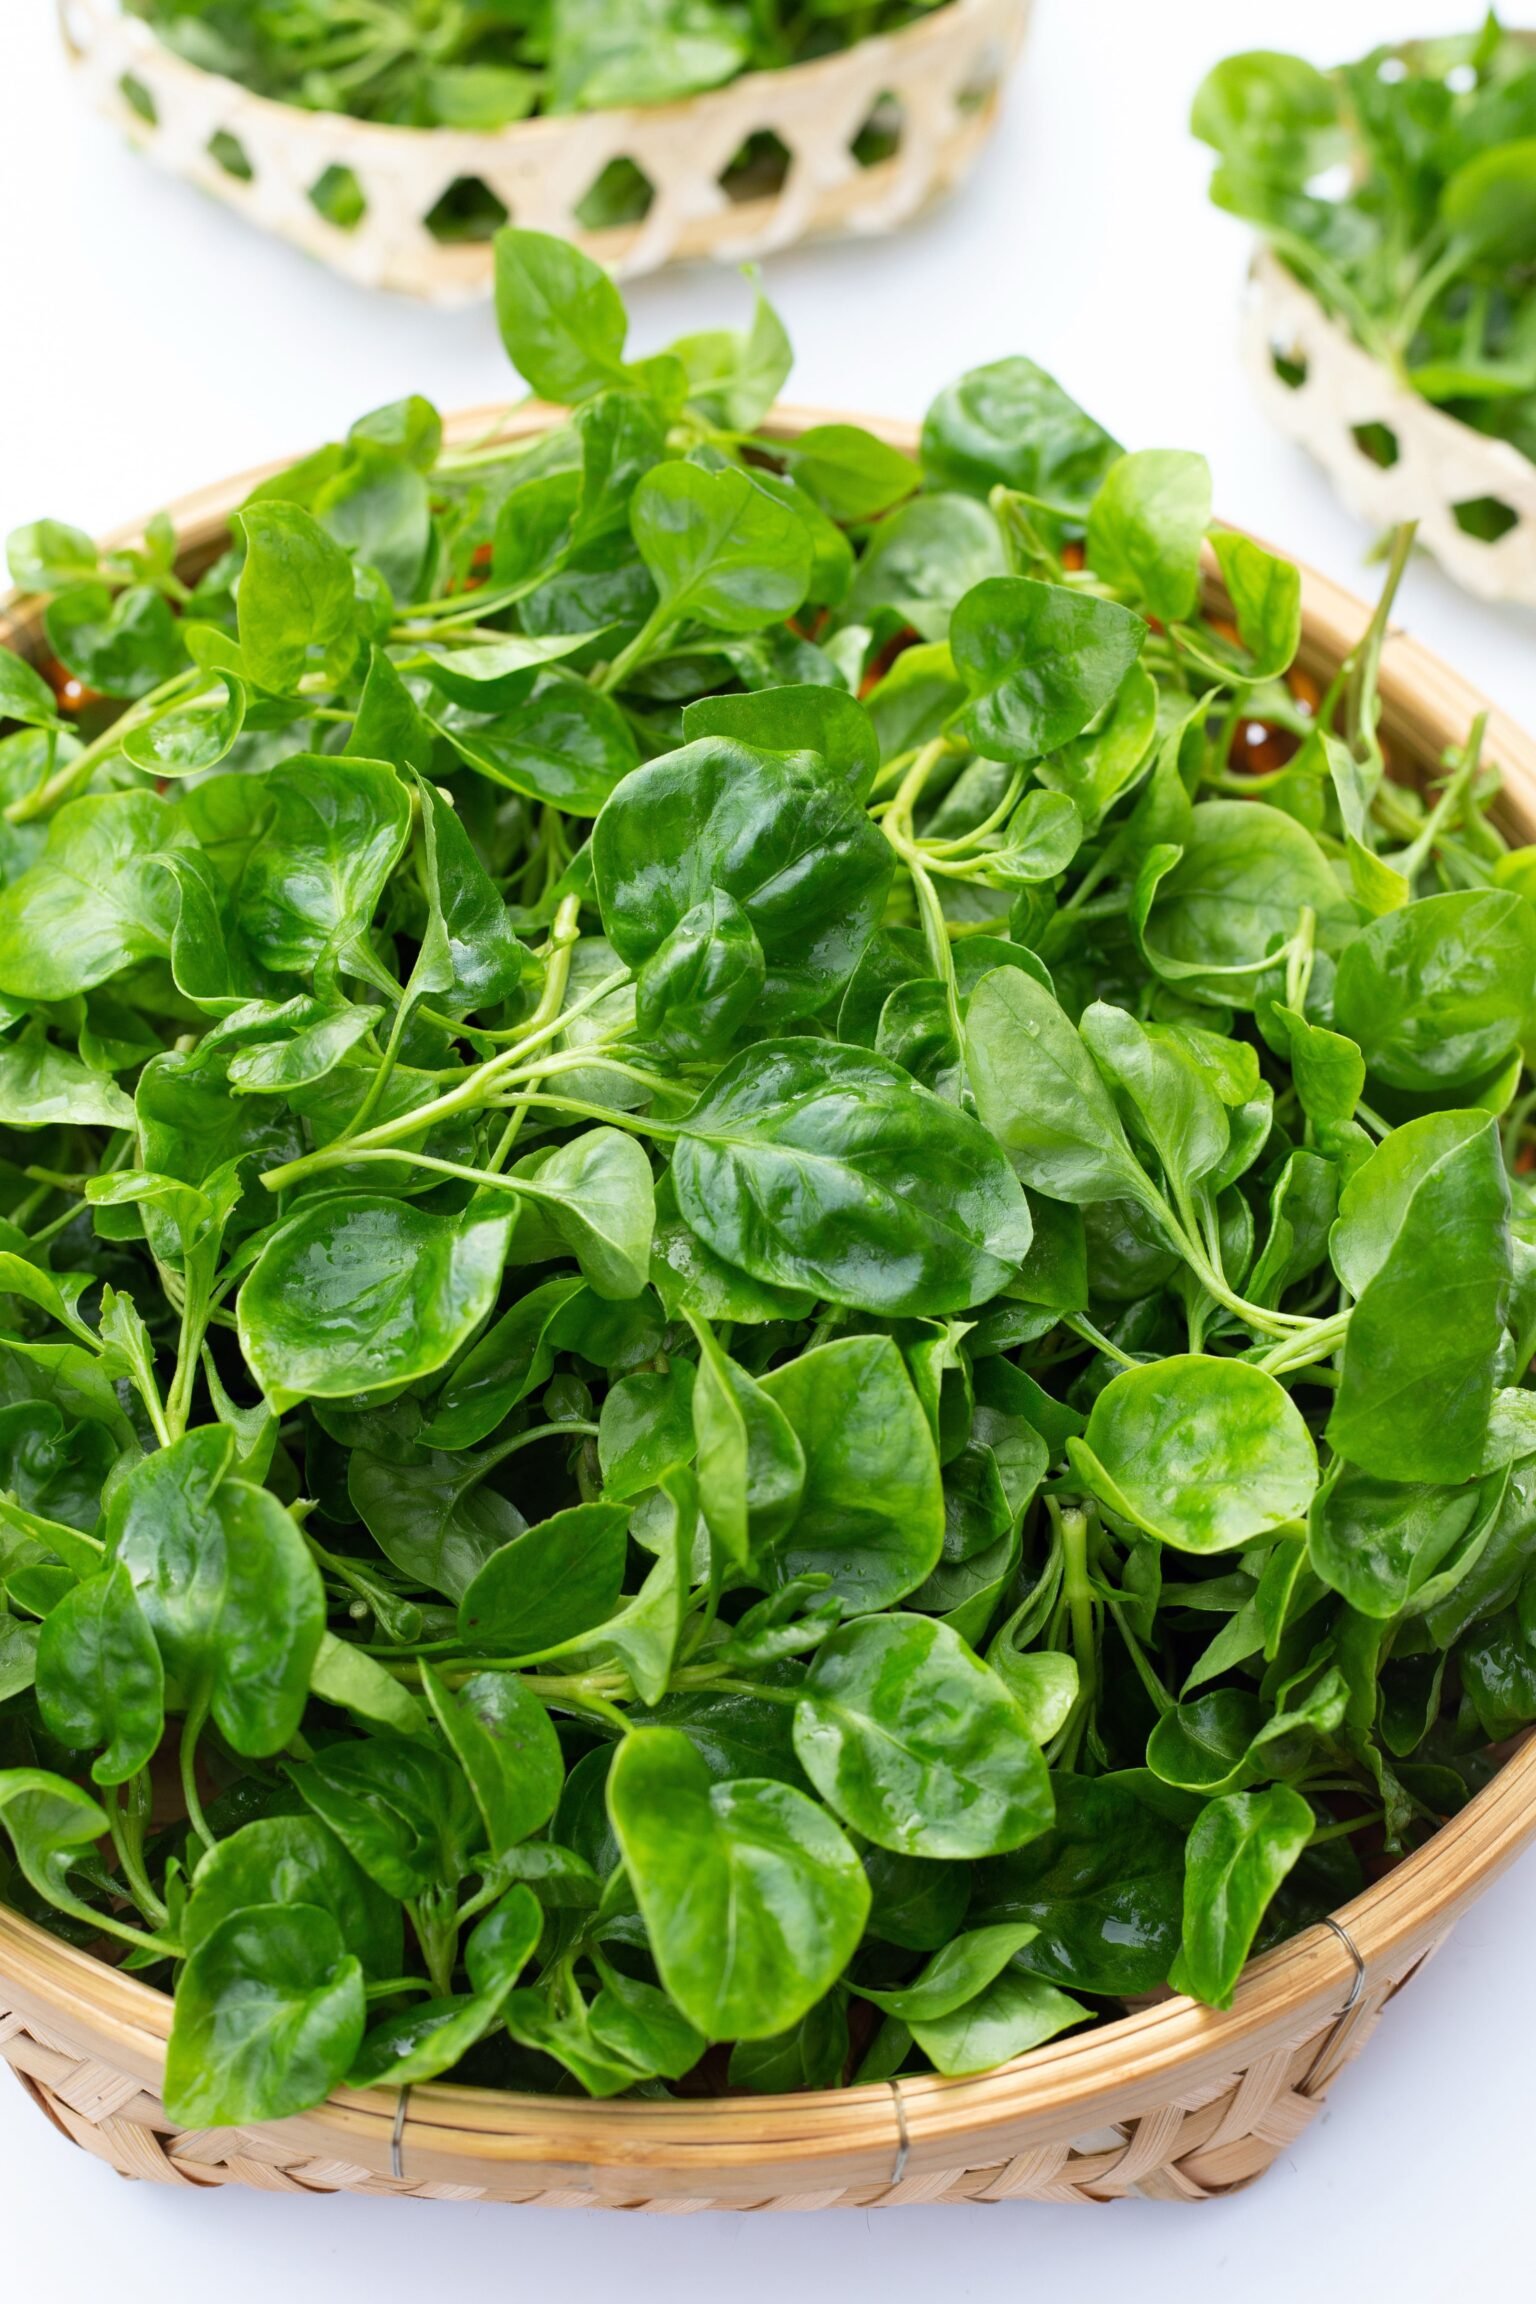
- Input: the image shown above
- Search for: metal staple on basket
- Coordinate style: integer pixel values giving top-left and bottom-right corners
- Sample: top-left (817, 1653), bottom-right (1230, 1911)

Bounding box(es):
top-left (56, 0), bottom-right (1033, 302)
top-left (1243, 247), bottom-right (1536, 609)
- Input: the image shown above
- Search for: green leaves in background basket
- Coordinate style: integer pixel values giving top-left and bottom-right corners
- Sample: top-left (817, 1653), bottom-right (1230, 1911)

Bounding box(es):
top-left (0, 227), bottom-right (1532, 2124)
top-left (1195, 18), bottom-right (1536, 458)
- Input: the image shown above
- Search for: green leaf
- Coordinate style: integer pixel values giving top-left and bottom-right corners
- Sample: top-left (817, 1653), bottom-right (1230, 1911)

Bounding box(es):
top-left (794, 1614), bottom-right (1053, 1858)
top-left (108, 1428), bottom-right (325, 1757)
top-left (234, 501), bottom-right (359, 692)
top-left (965, 966), bottom-right (1159, 1208)
top-left (164, 1904), bottom-right (366, 2126)
top-left (1168, 1784), bottom-right (1314, 2008)
top-left (921, 357), bottom-right (1123, 516)
top-left (975, 1773), bottom-right (1185, 1995)
top-left (34, 1563), bottom-right (164, 1785)
top-left (630, 462), bottom-right (813, 637)
top-left (606, 1726), bottom-right (869, 2040)
top-left (238, 1195), bottom-right (514, 1410)
top-left (681, 684), bottom-right (879, 799)
top-left (458, 1503), bottom-right (631, 1656)
top-left (184, 1814), bottom-right (402, 1978)
top-left (950, 577), bottom-right (1146, 767)
top-left (672, 1039), bottom-right (1032, 1317)
top-left (908, 1969), bottom-right (1087, 2076)
top-left (422, 1667), bottom-right (564, 1854)
top-left (1333, 889), bottom-right (1536, 1092)
top-left (1070, 1357), bottom-right (1318, 1554)
top-left (594, 735), bottom-right (892, 1038)
top-left (1328, 1112), bottom-right (1510, 1484)
top-left (290, 1734), bottom-right (480, 1898)
top-left (0, 792), bottom-right (187, 1001)
top-left (1087, 450), bottom-right (1212, 622)
top-left (759, 1337), bottom-right (944, 1610)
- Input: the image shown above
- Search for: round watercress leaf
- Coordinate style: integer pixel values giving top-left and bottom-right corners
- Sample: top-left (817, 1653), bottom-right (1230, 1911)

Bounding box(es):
top-left (908, 1968), bottom-right (1088, 2077)
top-left (974, 1773), bottom-right (1186, 1995)
top-left (606, 1726), bottom-right (869, 2041)
top-left (681, 683), bottom-right (880, 799)
top-left (1309, 1463), bottom-right (1487, 1620)
top-left (348, 1445), bottom-right (526, 1603)
top-left (422, 1666), bottom-right (565, 1855)
top-left (184, 1814), bottom-right (403, 1980)
top-left (0, 1037), bottom-right (136, 1130)
top-left (0, 791), bottom-right (188, 1001)
top-left (592, 735), bottom-right (894, 1029)
top-left (857, 1922), bottom-right (1039, 2020)
top-left (458, 1502), bottom-right (631, 1655)
top-left (109, 1430), bottom-right (326, 1758)
top-left (1168, 1784), bottom-right (1315, 2009)
top-left (163, 1903), bottom-right (366, 2127)
top-left (1327, 1111), bottom-right (1510, 1486)
top-left (122, 678), bottom-right (245, 778)
top-left (233, 500), bottom-right (360, 693)
top-left (234, 754), bottom-right (411, 981)
top-left (238, 1195), bottom-right (514, 1410)
top-left (844, 493), bottom-right (1007, 641)
top-left (1086, 449), bottom-right (1212, 623)
top-left (631, 460), bottom-right (813, 636)
top-left (920, 356), bottom-right (1124, 514)
top-left (1139, 799), bottom-right (1355, 1008)
top-left (435, 670), bottom-right (639, 816)
top-left (950, 577), bottom-right (1147, 767)
top-left (45, 581), bottom-right (184, 700)
top-left (34, 1563), bottom-right (164, 1787)
top-left (635, 887), bottom-right (767, 1057)
top-left (964, 965), bottom-right (1159, 1209)
top-left (515, 1126), bottom-right (655, 1300)
top-left (672, 1039), bottom-right (1033, 1316)
top-left (421, 1272), bottom-right (587, 1451)
top-left (494, 228), bottom-right (630, 403)
top-left (757, 1335), bottom-right (942, 1608)
top-left (1071, 1356), bottom-right (1318, 1553)
top-left (289, 1734), bottom-right (480, 1899)
top-left (1332, 888), bottom-right (1536, 1092)
top-left (793, 1614), bottom-right (1054, 1859)
top-left (1441, 136), bottom-right (1536, 264)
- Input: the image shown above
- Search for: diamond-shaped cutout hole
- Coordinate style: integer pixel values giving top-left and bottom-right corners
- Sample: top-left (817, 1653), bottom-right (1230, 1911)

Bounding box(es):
top-left (955, 44), bottom-right (1004, 115)
top-left (208, 128), bottom-right (253, 183)
top-left (1271, 344), bottom-right (1307, 390)
top-left (575, 156), bottom-right (656, 233)
top-left (1452, 494), bottom-right (1519, 542)
top-left (720, 129), bottom-right (792, 206)
top-left (424, 174), bottom-right (510, 244)
top-left (309, 164), bottom-right (367, 232)
top-left (1351, 420), bottom-right (1400, 469)
top-left (851, 91), bottom-right (905, 169)
top-left (119, 73), bottom-right (157, 126)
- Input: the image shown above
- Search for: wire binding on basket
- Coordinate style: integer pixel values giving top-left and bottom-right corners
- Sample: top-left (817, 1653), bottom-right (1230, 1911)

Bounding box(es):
top-left (1243, 247), bottom-right (1536, 608)
top-left (887, 2081), bottom-right (911, 2187)
top-left (390, 2085), bottom-right (412, 2183)
top-left (57, 0), bottom-right (1034, 302)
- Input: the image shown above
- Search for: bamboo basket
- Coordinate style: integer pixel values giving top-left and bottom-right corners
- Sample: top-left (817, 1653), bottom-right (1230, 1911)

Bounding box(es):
top-left (1244, 246), bottom-right (1536, 609)
top-left (55, 0), bottom-right (1031, 302)
top-left (3, 404), bottom-right (1536, 2208)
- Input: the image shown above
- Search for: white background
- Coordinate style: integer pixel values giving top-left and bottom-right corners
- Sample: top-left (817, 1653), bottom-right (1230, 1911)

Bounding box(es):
top-left (3, 0), bottom-right (1535, 2293)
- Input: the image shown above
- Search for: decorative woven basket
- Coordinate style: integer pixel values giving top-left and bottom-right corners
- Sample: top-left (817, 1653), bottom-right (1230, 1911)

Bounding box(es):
top-left (56, 0), bottom-right (1031, 302)
top-left (1244, 246), bottom-right (1536, 608)
top-left (3, 404), bottom-right (1536, 2208)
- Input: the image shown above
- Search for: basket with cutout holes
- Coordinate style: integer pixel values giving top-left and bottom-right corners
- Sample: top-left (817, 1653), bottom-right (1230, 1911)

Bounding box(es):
top-left (1245, 246), bottom-right (1536, 609)
top-left (2, 400), bottom-right (1536, 2209)
top-left (56, 0), bottom-right (1033, 304)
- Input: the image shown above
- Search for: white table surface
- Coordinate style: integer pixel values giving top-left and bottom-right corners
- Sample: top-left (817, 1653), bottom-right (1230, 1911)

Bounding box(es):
top-left (2, 1), bottom-right (1534, 2292)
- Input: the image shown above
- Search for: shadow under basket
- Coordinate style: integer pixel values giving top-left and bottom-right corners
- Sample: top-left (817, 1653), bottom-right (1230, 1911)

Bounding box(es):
top-left (1245, 247), bottom-right (1536, 609)
top-left (4, 404), bottom-right (1536, 2207)
top-left (56, 0), bottom-right (1033, 303)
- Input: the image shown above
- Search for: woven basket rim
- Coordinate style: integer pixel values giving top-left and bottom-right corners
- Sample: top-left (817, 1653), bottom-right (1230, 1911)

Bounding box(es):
top-left (75, 0), bottom-right (999, 150)
top-left (4, 397), bottom-right (1536, 2176)
top-left (1249, 244), bottom-right (1536, 493)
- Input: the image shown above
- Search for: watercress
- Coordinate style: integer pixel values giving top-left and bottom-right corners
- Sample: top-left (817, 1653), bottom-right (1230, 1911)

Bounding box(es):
top-left (0, 231), bottom-right (1532, 2127)
top-left (1195, 19), bottom-right (1536, 463)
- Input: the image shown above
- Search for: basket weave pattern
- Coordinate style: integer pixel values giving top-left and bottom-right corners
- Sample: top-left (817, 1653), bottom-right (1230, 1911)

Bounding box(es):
top-left (57, 0), bottom-right (1030, 302)
top-left (2, 407), bottom-right (1536, 2208)
top-left (1244, 248), bottom-right (1536, 608)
